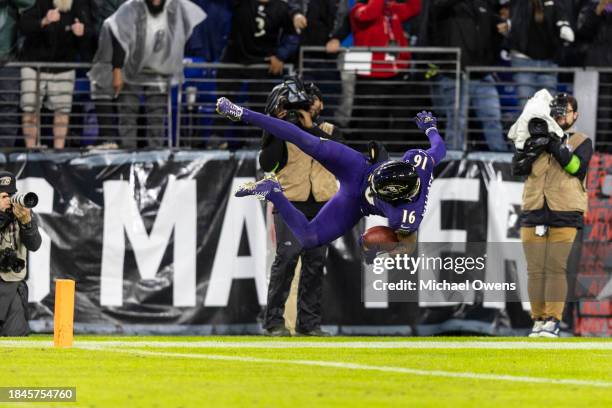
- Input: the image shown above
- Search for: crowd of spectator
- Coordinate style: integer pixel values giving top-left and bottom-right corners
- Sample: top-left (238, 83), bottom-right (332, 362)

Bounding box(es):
top-left (0, 0), bottom-right (610, 151)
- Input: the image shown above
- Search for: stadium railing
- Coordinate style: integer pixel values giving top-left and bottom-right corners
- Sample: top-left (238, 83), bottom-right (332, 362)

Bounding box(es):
top-left (463, 65), bottom-right (610, 153)
top-left (0, 61), bottom-right (173, 148)
top-left (596, 67), bottom-right (612, 152)
top-left (1, 55), bottom-right (610, 152)
top-left (175, 62), bottom-right (295, 148)
top-left (297, 46), bottom-right (461, 151)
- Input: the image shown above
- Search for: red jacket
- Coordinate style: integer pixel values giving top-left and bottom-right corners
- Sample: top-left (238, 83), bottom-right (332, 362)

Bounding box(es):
top-left (350, 0), bottom-right (420, 78)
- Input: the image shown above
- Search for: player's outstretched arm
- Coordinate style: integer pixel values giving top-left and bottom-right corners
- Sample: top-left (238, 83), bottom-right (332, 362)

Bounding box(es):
top-left (414, 111), bottom-right (446, 165)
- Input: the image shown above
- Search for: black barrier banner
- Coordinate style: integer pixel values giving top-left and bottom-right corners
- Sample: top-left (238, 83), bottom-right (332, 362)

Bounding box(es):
top-left (4, 150), bottom-right (610, 336)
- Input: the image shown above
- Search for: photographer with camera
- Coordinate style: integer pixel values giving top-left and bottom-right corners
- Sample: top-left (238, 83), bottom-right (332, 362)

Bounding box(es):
top-left (258, 76), bottom-right (342, 336)
top-left (512, 93), bottom-right (593, 338)
top-left (0, 171), bottom-right (41, 336)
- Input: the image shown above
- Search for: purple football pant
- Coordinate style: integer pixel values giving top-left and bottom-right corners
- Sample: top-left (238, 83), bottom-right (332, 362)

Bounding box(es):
top-left (242, 109), bottom-right (367, 248)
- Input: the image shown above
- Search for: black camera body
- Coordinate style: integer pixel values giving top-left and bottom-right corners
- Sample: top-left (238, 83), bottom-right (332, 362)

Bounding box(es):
top-left (265, 76), bottom-right (314, 125)
top-left (284, 101), bottom-right (313, 125)
top-left (550, 93), bottom-right (570, 118)
top-left (280, 78), bottom-right (313, 125)
top-left (0, 247), bottom-right (25, 273)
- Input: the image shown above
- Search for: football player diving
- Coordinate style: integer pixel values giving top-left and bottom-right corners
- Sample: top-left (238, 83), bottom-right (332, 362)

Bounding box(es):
top-left (216, 96), bottom-right (446, 251)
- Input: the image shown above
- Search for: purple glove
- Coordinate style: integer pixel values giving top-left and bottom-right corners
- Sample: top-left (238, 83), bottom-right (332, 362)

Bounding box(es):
top-left (415, 111), bottom-right (437, 131)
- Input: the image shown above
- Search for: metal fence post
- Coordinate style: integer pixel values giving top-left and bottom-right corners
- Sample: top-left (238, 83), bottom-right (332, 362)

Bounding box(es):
top-left (462, 71), bottom-right (470, 152)
top-left (298, 46), bottom-right (304, 77)
top-left (166, 78), bottom-right (173, 148)
top-left (176, 77), bottom-right (183, 148)
top-left (35, 66), bottom-right (42, 147)
top-left (453, 50), bottom-right (462, 152)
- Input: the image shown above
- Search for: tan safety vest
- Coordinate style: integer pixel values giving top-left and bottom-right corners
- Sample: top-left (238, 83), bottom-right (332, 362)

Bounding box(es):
top-left (276, 122), bottom-right (339, 202)
top-left (0, 221), bottom-right (29, 282)
top-left (522, 133), bottom-right (588, 213)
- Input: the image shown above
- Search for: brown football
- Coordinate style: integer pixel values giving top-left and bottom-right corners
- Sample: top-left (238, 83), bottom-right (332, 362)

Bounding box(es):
top-left (362, 226), bottom-right (399, 249)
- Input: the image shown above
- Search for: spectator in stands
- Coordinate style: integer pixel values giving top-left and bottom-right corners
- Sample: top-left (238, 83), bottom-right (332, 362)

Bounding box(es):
top-left (184, 0), bottom-right (232, 62)
top-left (428, 0), bottom-right (507, 151)
top-left (88, 0), bottom-right (205, 148)
top-left (259, 77), bottom-right (342, 337)
top-left (349, 0), bottom-right (421, 148)
top-left (327, 11), bottom-right (355, 129)
top-left (578, 0), bottom-right (612, 152)
top-left (88, 0), bottom-right (128, 144)
top-left (287, 0), bottom-right (350, 114)
top-left (0, 0), bottom-right (35, 148)
top-left (322, 2), bottom-right (352, 54)
top-left (499, 0), bottom-right (575, 107)
top-left (209, 0), bottom-right (299, 149)
top-left (19, 0), bottom-right (92, 149)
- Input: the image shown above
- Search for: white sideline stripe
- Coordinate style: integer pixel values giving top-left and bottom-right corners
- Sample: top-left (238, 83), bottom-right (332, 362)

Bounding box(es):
top-left (0, 340), bottom-right (612, 350)
top-left (81, 346), bottom-right (612, 388)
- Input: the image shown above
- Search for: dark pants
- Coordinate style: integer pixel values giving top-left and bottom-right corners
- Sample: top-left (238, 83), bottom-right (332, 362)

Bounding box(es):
top-left (0, 66), bottom-right (20, 147)
top-left (210, 66), bottom-right (281, 146)
top-left (0, 280), bottom-right (30, 336)
top-left (264, 212), bottom-right (327, 333)
top-left (118, 83), bottom-right (167, 148)
top-left (95, 99), bottom-right (118, 143)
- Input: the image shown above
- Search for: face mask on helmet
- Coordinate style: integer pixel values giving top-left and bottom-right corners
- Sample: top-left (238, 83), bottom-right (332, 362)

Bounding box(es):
top-left (370, 161), bottom-right (421, 204)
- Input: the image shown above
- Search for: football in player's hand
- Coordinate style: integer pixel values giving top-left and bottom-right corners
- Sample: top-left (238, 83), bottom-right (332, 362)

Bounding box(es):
top-left (361, 226), bottom-right (399, 251)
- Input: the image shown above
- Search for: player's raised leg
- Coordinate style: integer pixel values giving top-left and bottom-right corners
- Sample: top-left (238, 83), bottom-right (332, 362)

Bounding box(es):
top-left (216, 97), bottom-right (367, 184)
top-left (235, 176), bottom-right (362, 249)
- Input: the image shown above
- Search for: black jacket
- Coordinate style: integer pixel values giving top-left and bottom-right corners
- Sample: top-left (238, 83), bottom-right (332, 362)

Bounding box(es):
top-left (19, 216), bottom-right (42, 252)
top-left (507, 0), bottom-right (572, 62)
top-left (221, 0), bottom-right (299, 64)
top-left (259, 122), bottom-right (343, 218)
top-left (19, 0), bottom-right (92, 70)
top-left (428, 0), bottom-right (502, 69)
top-left (577, 0), bottom-right (612, 67)
top-left (287, 0), bottom-right (350, 46)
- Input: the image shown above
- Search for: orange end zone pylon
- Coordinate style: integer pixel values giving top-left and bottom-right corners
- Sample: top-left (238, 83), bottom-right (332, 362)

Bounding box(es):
top-left (53, 279), bottom-right (75, 348)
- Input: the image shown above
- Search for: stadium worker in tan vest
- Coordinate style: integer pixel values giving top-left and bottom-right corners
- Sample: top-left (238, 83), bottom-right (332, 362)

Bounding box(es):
top-left (258, 77), bottom-right (342, 337)
top-left (512, 93), bottom-right (593, 338)
top-left (0, 171), bottom-right (42, 336)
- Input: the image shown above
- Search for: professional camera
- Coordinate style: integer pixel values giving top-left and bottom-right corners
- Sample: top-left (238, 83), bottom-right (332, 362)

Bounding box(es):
top-left (10, 192), bottom-right (38, 209)
top-left (0, 247), bottom-right (25, 273)
top-left (527, 117), bottom-right (549, 138)
top-left (550, 93), bottom-right (570, 118)
top-left (281, 78), bottom-right (313, 124)
top-left (525, 118), bottom-right (554, 156)
top-left (265, 76), bottom-right (314, 125)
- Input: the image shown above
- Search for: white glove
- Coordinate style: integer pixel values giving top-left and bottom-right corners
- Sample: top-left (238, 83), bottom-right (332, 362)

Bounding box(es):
top-left (560, 26), bottom-right (575, 43)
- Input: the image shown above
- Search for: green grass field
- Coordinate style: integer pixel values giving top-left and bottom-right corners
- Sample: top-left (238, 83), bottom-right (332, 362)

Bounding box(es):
top-left (1, 336), bottom-right (611, 407)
